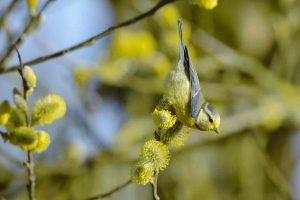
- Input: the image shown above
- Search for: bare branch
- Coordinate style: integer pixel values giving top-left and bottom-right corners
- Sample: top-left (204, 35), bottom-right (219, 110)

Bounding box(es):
top-left (1, 0), bottom-right (178, 74)
top-left (14, 45), bottom-right (36, 200)
top-left (25, 151), bottom-right (36, 200)
top-left (0, 0), bottom-right (54, 71)
top-left (14, 45), bottom-right (31, 101)
top-left (85, 179), bottom-right (132, 200)
top-left (0, 0), bottom-right (19, 28)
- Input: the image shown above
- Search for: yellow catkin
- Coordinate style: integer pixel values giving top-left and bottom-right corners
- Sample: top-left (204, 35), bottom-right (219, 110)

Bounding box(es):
top-left (23, 66), bottom-right (37, 88)
top-left (194, 0), bottom-right (218, 10)
top-left (167, 126), bottom-right (191, 147)
top-left (131, 160), bottom-right (154, 185)
top-left (74, 67), bottom-right (92, 87)
top-left (13, 93), bottom-right (28, 114)
top-left (32, 94), bottom-right (66, 125)
top-left (0, 100), bottom-right (11, 125)
top-left (157, 4), bottom-right (180, 28)
top-left (33, 130), bottom-right (51, 153)
top-left (5, 106), bottom-right (26, 132)
top-left (27, 0), bottom-right (39, 16)
top-left (9, 127), bottom-right (38, 151)
top-left (141, 139), bottom-right (170, 171)
top-left (111, 30), bottom-right (156, 58)
top-left (152, 108), bottom-right (177, 129)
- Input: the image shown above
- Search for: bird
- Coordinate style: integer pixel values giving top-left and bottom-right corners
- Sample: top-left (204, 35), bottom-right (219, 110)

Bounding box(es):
top-left (164, 20), bottom-right (220, 133)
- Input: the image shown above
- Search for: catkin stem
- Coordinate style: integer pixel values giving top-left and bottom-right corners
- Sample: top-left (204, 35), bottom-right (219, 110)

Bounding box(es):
top-left (15, 44), bottom-right (37, 200)
top-left (26, 151), bottom-right (36, 200)
top-left (151, 171), bottom-right (160, 200)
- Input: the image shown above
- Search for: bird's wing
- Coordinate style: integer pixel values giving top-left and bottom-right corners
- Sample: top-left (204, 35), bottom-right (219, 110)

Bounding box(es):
top-left (178, 20), bottom-right (204, 120)
top-left (183, 46), bottom-right (204, 120)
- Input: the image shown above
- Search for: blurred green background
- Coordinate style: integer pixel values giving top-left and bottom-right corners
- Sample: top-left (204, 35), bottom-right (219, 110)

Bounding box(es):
top-left (1, 0), bottom-right (300, 199)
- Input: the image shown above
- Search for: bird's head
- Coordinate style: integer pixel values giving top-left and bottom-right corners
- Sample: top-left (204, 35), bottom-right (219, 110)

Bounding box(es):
top-left (195, 102), bottom-right (220, 133)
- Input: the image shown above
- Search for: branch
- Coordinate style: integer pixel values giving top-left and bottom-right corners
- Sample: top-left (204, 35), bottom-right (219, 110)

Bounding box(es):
top-left (25, 151), bottom-right (36, 200)
top-left (85, 179), bottom-right (132, 200)
top-left (151, 171), bottom-right (160, 200)
top-left (0, 0), bottom-right (54, 71)
top-left (0, 0), bottom-right (19, 28)
top-left (15, 46), bottom-right (36, 200)
top-left (2, 0), bottom-right (178, 74)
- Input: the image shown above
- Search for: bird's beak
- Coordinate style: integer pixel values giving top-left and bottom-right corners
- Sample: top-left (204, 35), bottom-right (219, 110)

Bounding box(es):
top-left (214, 128), bottom-right (220, 134)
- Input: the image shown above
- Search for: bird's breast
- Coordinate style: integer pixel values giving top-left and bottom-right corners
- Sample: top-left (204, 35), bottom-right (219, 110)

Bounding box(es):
top-left (164, 69), bottom-right (195, 127)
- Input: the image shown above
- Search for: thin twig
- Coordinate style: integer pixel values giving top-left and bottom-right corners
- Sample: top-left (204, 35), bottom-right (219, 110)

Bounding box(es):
top-left (0, 0), bottom-right (54, 71)
top-left (0, 0), bottom-right (19, 47)
top-left (15, 46), bottom-right (36, 200)
top-left (0, 0), bottom-right (19, 28)
top-left (25, 151), bottom-right (36, 200)
top-left (85, 180), bottom-right (132, 200)
top-left (14, 45), bottom-right (30, 100)
top-left (2, 0), bottom-right (178, 74)
top-left (151, 171), bottom-right (160, 200)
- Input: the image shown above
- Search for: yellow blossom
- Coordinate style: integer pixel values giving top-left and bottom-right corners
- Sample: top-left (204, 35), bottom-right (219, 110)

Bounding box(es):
top-left (32, 94), bottom-right (66, 125)
top-left (13, 92), bottom-right (28, 114)
top-left (111, 30), bottom-right (156, 58)
top-left (131, 160), bottom-right (155, 185)
top-left (9, 127), bottom-right (38, 151)
top-left (33, 130), bottom-right (51, 153)
top-left (157, 4), bottom-right (180, 28)
top-left (23, 66), bottom-right (37, 89)
top-left (27, 0), bottom-right (39, 16)
top-left (194, 0), bottom-right (218, 10)
top-left (5, 106), bottom-right (26, 132)
top-left (166, 125), bottom-right (191, 147)
top-left (74, 67), bottom-right (92, 87)
top-left (0, 100), bottom-right (11, 125)
top-left (98, 59), bottom-right (132, 85)
top-left (141, 139), bottom-right (170, 171)
top-left (145, 53), bottom-right (171, 78)
top-left (152, 108), bottom-right (177, 129)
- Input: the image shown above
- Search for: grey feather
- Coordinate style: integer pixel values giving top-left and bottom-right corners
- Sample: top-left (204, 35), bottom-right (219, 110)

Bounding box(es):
top-left (177, 19), bottom-right (204, 121)
top-left (183, 46), bottom-right (204, 120)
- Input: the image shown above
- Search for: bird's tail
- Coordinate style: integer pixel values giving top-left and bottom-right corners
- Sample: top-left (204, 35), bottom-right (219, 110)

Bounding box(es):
top-left (177, 20), bottom-right (184, 61)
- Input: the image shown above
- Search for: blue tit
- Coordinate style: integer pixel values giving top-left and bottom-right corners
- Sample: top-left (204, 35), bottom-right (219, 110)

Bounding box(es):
top-left (164, 20), bottom-right (220, 133)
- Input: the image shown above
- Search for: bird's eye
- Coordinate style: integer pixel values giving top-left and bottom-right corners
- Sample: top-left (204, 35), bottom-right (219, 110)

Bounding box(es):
top-left (209, 117), bottom-right (213, 123)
